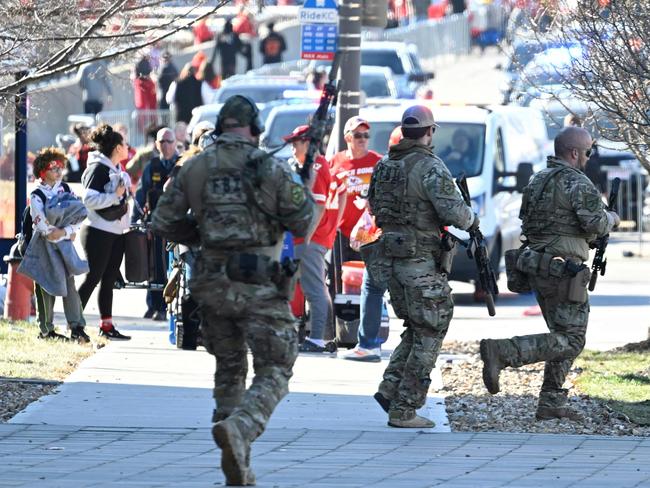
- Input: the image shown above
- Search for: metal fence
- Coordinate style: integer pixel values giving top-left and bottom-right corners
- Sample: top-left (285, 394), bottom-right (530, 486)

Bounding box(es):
top-left (603, 166), bottom-right (648, 254)
top-left (95, 109), bottom-right (174, 148)
top-left (364, 13), bottom-right (471, 61)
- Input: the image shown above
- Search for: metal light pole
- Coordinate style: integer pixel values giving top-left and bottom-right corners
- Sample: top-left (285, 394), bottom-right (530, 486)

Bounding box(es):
top-left (15, 73), bottom-right (27, 235)
top-left (336, 0), bottom-right (362, 151)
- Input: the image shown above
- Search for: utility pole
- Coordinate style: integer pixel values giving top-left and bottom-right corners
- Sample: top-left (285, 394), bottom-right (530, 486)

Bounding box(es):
top-left (14, 73), bottom-right (27, 236)
top-left (336, 0), bottom-right (362, 151)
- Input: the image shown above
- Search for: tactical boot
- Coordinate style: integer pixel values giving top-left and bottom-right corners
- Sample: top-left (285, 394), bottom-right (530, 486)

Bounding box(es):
top-left (373, 392), bottom-right (391, 413)
top-left (388, 410), bottom-right (435, 429)
top-left (480, 339), bottom-right (506, 394)
top-left (213, 419), bottom-right (255, 486)
top-left (535, 406), bottom-right (584, 422)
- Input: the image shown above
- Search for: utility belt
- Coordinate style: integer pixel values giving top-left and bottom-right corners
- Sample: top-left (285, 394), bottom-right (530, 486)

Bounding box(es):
top-left (376, 232), bottom-right (440, 259)
top-left (216, 253), bottom-right (299, 298)
top-left (505, 247), bottom-right (589, 302)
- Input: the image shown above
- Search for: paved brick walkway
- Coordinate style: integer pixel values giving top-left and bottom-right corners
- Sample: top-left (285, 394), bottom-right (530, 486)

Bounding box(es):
top-left (1, 424), bottom-right (648, 487)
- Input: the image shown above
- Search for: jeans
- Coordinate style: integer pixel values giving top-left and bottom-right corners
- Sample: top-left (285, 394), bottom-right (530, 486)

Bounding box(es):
top-left (295, 242), bottom-right (332, 341)
top-left (358, 268), bottom-right (387, 350)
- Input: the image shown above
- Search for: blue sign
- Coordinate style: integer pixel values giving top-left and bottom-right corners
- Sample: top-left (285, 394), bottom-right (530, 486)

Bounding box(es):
top-left (300, 0), bottom-right (338, 61)
top-left (301, 24), bottom-right (337, 60)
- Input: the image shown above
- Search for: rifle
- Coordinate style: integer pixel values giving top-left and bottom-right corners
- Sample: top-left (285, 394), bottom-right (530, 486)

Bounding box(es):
top-left (456, 174), bottom-right (499, 316)
top-left (299, 52), bottom-right (342, 183)
top-left (588, 177), bottom-right (620, 291)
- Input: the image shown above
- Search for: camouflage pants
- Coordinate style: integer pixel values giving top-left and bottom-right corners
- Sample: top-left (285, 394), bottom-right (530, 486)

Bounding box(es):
top-left (377, 256), bottom-right (453, 416)
top-left (190, 258), bottom-right (298, 444)
top-left (496, 273), bottom-right (589, 408)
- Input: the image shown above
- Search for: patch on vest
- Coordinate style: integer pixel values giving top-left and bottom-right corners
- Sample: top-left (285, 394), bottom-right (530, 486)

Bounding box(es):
top-left (441, 178), bottom-right (456, 195)
top-left (582, 193), bottom-right (601, 212)
top-left (290, 184), bottom-right (305, 206)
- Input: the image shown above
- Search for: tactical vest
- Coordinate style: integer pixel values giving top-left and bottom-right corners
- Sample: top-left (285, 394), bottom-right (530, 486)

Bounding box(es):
top-left (145, 157), bottom-right (172, 214)
top-left (371, 153), bottom-right (439, 231)
top-left (199, 141), bottom-right (280, 250)
top-left (521, 166), bottom-right (591, 239)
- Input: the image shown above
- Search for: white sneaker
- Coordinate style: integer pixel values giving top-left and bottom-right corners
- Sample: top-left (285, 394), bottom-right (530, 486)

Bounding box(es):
top-left (339, 346), bottom-right (381, 362)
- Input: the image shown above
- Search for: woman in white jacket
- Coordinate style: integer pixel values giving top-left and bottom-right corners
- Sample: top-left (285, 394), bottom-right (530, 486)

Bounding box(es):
top-left (78, 124), bottom-right (132, 340)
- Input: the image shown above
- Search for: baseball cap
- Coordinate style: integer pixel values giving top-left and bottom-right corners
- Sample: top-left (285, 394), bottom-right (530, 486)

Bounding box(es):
top-left (344, 116), bottom-right (370, 134)
top-left (282, 125), bottom-right (310, 142)
top-left (401, 105), bottom-right (438, 129)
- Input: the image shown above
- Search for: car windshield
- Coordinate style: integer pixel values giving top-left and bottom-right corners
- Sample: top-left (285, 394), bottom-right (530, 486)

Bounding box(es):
top-left (368, 121), bottom-right (485, 178)
top-left (361, 74), bottom-right (390, 97)
top-left (216, 85), bottom-right (306, 103)
top-left (361, 50), bottom-right (405, 75)
top-left (434, 123), bottom-right (485, 177)
top-left (264, 109), bottom-right (314, 148)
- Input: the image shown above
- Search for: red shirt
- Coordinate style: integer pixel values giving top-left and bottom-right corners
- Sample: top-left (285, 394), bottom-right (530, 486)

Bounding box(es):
top-left (294, 155), bottom-right (346, 249)
top-left (330, 150), bottom-right (382, 238)
top-left (134, 77), bottom-right (157, 110)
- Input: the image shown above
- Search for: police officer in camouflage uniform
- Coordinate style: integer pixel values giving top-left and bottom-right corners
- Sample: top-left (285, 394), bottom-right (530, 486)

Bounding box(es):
top-left (366, 105), bottom-right (477, 428)
top-left (151, 95), bottom-right (313, 486)
top-left (481, 127), bottom-right (620, 421)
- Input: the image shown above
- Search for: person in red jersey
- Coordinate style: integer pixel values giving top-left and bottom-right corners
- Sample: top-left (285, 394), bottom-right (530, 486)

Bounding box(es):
top-left (285, 125), bottom-right (346, 354)
top-left (330, 115), bottom-right (382, 261)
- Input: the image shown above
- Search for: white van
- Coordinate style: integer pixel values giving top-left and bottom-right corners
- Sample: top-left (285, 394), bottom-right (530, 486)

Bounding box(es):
top-left (360, 102), bottom-right (546, 295)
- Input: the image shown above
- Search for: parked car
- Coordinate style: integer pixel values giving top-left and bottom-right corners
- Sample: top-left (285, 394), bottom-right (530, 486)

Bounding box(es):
top-left (497, 39), bottom-right (577, 104)
top-left (509, 45), bottom-right (585, 103)
top-left (260, 102), bottom-right (332, 161)
top-left (210, 76), bottom-right (308, 104)
top-left (309, 41), bottom-right (434, 98)
top-left (360, 66), bottom-right (398, 99)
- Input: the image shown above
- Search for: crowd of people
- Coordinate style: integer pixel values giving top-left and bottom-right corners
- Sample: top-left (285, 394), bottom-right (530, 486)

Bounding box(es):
top-left (18, 87), bottom-right (247, 341)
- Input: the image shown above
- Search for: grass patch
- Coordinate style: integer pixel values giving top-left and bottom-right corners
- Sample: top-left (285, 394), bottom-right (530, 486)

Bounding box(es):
top-left (0, 319), bottom-right (99, 381)
top-left (575, 348), bottom-right (650, 425)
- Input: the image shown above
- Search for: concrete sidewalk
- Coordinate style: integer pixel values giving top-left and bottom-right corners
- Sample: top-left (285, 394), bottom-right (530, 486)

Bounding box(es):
top-left (3, 318), bottom-right (649, 487)
top-left (2, 234), bottom-right (649, 487)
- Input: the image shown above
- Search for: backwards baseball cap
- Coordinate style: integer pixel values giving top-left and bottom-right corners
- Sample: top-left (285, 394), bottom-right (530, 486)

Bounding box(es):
top-left (401, 105), bottom-right (438, 129)
top-left (282, 125), bottom-right (310, 142)
top-left (344, 116), bottom-right (370, 134)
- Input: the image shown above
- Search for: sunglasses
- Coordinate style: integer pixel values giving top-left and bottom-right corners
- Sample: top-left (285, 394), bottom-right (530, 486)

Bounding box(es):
top-left (576, 147), bottom-right (592, 158)
top-left (46, 162), bottom-right (65, 171)
top-left (352, 132), bottom-right (370, 140)
top-left (159, 139), bottom-right (176, 144)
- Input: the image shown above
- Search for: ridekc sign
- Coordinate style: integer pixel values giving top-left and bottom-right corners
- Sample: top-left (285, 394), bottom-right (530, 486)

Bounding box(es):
top-left (300, 0), bottom-right (339, 61)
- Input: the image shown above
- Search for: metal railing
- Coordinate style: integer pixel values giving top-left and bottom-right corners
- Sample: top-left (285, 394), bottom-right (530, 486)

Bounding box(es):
top-left (604, 166), bottom-right (648, 254)
top-left (94, 109), bottom-right (174, 148)
top-left (364, 14), bottom-right (471, 61)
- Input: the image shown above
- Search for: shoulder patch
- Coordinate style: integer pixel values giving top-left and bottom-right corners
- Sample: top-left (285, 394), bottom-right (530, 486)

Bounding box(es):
top-left (441, 177), bottom-right (456, 195)
top-left (582, 192), bottom-right (601, 212)
top-left (291, 184), bottom-right (305, 206)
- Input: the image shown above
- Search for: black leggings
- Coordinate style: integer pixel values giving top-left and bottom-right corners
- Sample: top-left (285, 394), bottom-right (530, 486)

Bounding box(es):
top-left (78, 226), bottom-right (125, 318)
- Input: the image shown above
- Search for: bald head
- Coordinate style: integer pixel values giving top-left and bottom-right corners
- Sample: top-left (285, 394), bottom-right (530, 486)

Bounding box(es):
top-left (155, 127), bottom-right (177, 160)
top-left (554, 127), bottom-right (592, 162)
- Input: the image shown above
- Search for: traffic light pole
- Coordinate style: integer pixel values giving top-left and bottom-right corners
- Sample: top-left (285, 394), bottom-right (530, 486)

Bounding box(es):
top-left (336, 0), bottom-right (362, 151)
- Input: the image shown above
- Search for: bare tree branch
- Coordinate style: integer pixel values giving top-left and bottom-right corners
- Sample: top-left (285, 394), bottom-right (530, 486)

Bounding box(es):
top-left (513, 1), bottom-right (650, 173)
top-left (0, 0), bottom-right (231, 105)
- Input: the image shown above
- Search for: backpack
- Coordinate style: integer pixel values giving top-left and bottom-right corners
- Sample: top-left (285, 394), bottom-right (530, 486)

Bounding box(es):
top-left (18, 183), bottom-right (71, 257)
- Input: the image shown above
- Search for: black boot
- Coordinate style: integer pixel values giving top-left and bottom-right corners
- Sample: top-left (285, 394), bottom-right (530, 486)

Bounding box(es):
top-left (480, 339), bottom-right (507, 394)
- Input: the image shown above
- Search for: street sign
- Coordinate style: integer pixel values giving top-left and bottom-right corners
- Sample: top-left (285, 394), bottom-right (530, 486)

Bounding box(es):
top-left (300, 0), bottom-right (338, 61)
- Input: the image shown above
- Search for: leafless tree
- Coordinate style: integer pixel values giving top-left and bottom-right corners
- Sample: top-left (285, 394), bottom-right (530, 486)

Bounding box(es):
top-left (0, 0), bottom-right (229, 111)
top-left (521, 1), bottom-right (650, 173)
